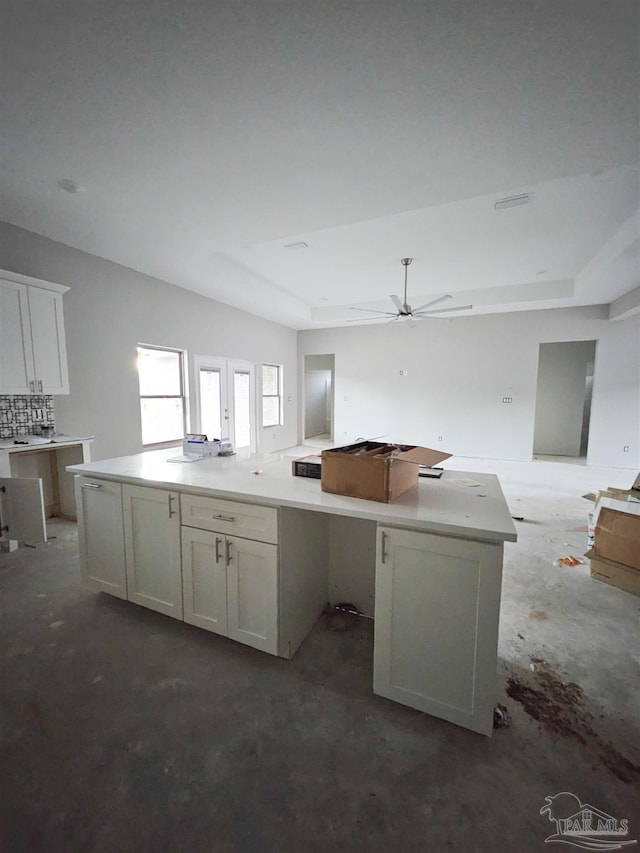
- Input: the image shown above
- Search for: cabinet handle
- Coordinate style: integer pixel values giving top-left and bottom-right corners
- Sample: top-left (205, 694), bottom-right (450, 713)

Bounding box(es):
top-left (225, 539), bottom-right (232, 566)
top-left (380, 531), bottom-right (388, 564)
top-left (29, 380), bottom-right (35, 393)
top-left (215, 536), bottom-right (222, 564)
top-left (38, 379), bottom-right (43, 393)
top-left (212, 512), bottom-right (235, 523)
top-left (168, 494), bottom-right (177, 518)
top-left (81, 482), bottom-right (102, 490)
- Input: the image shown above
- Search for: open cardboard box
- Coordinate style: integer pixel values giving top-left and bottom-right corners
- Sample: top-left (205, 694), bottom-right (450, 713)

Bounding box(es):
top-left (321, 441), bottom-right (452, 502)
top-left (592, 499), bottom-right (640, 572)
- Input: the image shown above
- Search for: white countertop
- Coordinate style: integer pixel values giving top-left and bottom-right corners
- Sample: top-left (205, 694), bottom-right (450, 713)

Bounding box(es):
top-left (67, 448), bottom-right (518, 544)
top-left (0, 435), bottom-right (94, 451)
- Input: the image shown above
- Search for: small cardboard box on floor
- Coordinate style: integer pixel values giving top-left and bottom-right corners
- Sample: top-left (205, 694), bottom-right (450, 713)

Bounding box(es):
top-left (320, 441), bottom-right (451, 502)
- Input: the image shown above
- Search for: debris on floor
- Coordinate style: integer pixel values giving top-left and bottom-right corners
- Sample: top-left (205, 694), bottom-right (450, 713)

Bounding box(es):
top-left (505, 657), bottom-right (640, 785)
top-left (323, 602), bottom-right (361, 632)
top-left (493, 703), bottom-right (511, 729)
top-left (553, 555), bottom-right (584, 567)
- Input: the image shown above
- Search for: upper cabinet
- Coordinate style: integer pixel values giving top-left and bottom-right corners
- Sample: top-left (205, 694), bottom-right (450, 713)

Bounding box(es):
top-left (0, 270), bottom-right (70, 395)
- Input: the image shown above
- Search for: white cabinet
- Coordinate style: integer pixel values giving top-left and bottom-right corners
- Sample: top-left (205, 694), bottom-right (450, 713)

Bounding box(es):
top-left (373, 526), bottom-right (503, 736)
top-left (75, 477), bottom-right (127, 600)
top-left (0, 476), bottom-right (47, 544)
top-left (181, 526), bottom-right (228, 634)
top-left (123, 484), bottom-right (182, 619)
top-left (0, 270), bottom-right (70, 395)
top-left (226, 535), bottom-right (278, 654)
top-left (181, 493), bottom-right (279, 655)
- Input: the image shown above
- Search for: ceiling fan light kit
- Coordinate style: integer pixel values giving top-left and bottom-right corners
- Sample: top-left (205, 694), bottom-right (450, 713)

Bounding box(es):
top-left (348, 258), bottom-right (473, 324)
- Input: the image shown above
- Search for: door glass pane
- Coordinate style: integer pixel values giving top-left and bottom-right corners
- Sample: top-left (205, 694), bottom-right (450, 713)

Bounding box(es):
top-left (140, 398), bottom-right (184, 444)
top-left (200, 368), bottom-right (222, 440)
top-left (234, 371), bottom-right (251, 449)
top-left (137, 347), bottom-right (181, 395)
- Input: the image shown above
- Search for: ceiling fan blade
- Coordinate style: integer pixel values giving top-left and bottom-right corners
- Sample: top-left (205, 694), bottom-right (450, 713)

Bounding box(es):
top-left (411, 294), bottom-right (452, 313)
top-left (414, 304), bottom-right (473, 317)
top-left (350, 306), bottom-right (398, 316)
top-left (347, 315), bottom-right (397, 323)
top-left (390, 294), bottom-right (404, 311)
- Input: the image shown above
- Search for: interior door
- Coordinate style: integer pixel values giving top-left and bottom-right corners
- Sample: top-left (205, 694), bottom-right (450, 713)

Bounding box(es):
top-left (0, 477), bottom-right (47, 543)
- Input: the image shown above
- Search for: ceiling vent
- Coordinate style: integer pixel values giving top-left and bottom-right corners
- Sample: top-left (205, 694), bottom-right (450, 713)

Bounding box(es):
top-left (494, 193), bottom-right (530, 210)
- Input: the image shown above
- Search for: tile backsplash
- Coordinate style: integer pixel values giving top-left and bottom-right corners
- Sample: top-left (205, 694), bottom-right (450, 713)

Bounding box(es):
top-left (0, 395), bottom-right (55, 439)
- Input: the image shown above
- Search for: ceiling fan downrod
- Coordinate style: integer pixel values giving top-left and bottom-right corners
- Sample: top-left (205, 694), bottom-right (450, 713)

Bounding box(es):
top-left (401, 257), bottom-right (412, 313)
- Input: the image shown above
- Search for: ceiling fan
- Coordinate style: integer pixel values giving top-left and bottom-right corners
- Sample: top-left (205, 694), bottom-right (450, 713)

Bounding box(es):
top-left (349, 258), bottom-right (472, 325)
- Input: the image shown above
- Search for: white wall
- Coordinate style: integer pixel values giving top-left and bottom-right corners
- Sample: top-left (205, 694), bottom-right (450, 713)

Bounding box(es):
top-left (298, 307), bottom-right (640, 469)
top-left (533, 340), bottom-right (596, 456)
top-left (0, 222), bottom-right (298, 460)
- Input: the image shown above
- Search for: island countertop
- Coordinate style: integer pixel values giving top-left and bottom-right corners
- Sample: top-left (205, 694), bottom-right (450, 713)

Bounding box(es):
top-left (67, 448), bottom-right (517, 544)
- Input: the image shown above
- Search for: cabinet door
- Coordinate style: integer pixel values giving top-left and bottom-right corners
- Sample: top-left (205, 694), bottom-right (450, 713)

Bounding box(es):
top-left (181, 526), bottom-right (228, 635)
top-left (374, 526), bottom-right (503, 736)
top-left (0, 279), bottom-right (33, 394)
top-left (28, 286), bottom-right (69, 394)
top-left (75, 477), bottom-right (126, 599)
top-left (226, 536), bottom-right (278, 655)
top-left (0, 476), bottom-right (47, 543)
top-left (123, 484), bottom-right (182, 619)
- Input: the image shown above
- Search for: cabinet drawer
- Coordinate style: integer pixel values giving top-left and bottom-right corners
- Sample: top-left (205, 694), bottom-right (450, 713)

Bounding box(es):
top-left (180, 493), bottom-right (278, 544)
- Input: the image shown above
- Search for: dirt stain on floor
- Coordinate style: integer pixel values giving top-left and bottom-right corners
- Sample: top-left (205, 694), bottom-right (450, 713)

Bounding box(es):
top-left (528, 609), bottom-right (549, 621)
top-left (506, 657), bottom-right (640, 785)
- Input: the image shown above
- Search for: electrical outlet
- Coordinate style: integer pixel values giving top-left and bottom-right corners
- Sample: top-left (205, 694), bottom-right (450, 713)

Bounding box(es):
top-left (623, 445), bottom-right (630, 452)
top-left (399, 369), bottom-right (408, 376)
top-left (344, 396), bottom-right (349, 402)
top-left (437, 435), bottom-right (443, 442)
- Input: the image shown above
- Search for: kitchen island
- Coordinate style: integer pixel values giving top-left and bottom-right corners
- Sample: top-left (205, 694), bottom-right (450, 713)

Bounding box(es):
top-left (68, 448), bottom-right (517, 735)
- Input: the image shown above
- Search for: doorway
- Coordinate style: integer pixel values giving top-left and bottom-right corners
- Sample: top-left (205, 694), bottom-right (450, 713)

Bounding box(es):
top-left (194, 356), bottom-right (256, 452)
top-left (533, 340), bottom-right (597, 459)
top-left (303, 354), bottom-right (334, 444)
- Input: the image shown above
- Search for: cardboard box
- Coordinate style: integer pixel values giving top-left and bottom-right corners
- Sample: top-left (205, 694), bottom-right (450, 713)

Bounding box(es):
top-left (589, 553), bottom-right (640, 598)
top-left (320, 441), bottom-right (451, 502)
top-left (292, 454), bottom-right (322, 479)
top-left (582, 471), bottom-right (640, 505)
top-left (593, 504), bottom-right (640, 572)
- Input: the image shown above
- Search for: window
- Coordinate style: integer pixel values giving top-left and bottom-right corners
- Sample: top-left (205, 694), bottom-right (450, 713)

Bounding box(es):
top-left (137, 345), bottom-right (186, 445)
top-left (262, 363), bottom-right (283, 427)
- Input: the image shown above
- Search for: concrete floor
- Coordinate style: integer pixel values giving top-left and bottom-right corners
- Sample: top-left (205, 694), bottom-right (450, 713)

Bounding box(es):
top-left (1, 456), bottom-right (639, 852)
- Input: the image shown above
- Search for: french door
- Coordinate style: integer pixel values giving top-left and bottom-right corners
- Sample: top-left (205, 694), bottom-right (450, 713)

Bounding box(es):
top-left (194, 356), bottom-right (256, 452)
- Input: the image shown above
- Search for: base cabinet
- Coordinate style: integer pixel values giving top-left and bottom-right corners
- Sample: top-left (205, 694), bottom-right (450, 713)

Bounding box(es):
top-left (75, 477), bottom-right (126, 599)
top-left (226, 535), bottom-right (278, 655)
top-left (181, 525), bottom-right (278, 655)
top-left (123, 484), bottom-right (182, 619)
top-left (181, 527), bottom-right (228, 635)
top-left (373, 526), bottom-right (503, 736)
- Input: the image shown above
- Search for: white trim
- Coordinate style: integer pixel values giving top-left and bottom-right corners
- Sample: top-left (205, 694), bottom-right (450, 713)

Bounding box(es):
top-left (0, 268), bottom-right (69, 294)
